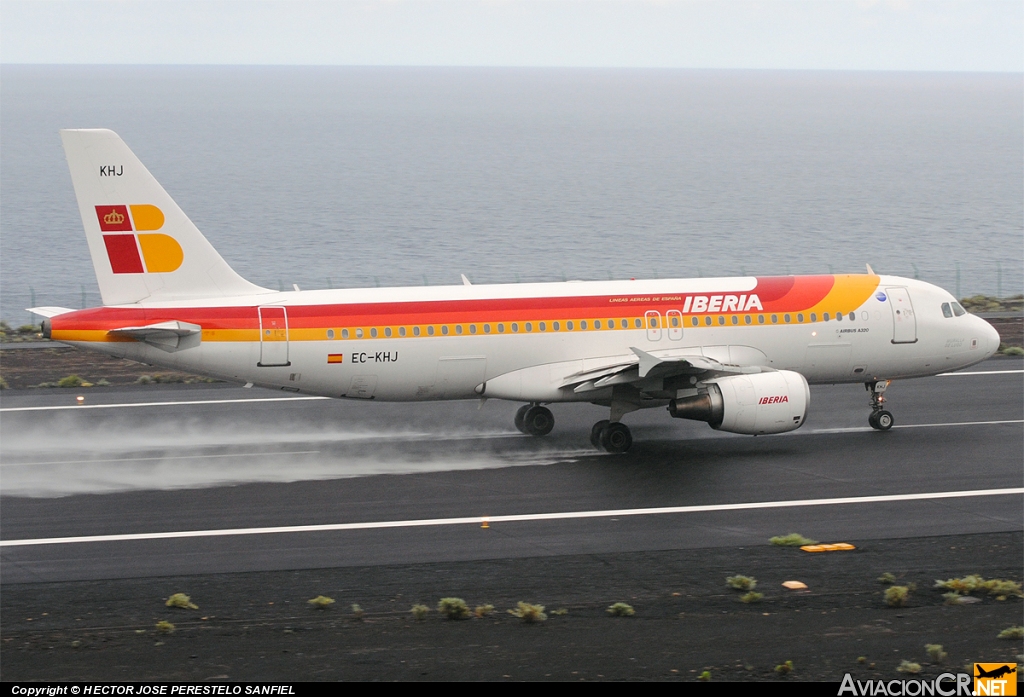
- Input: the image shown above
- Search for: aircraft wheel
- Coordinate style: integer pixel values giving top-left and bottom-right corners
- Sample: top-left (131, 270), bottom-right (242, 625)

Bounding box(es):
top-left (599, 422), bottom-right (632, 454)
top-left (874, 410), bottom-right (894, 431)
top-left (522, 406), bottom-right (554, 436)
top-left (514, 404), bottom-right (530, 433)
top-left (868, 412), bottom-right (879, 429)
top-left (590, 420), bottom-right (610, 448)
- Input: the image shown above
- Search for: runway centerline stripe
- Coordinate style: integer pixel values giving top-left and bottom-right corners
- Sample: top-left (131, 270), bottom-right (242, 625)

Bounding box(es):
top-left (2, 488), bottom-right (1020, 548)
top-left (0, 451), bottom-right (321, 467)
top-left (0, 396), bottom-right (331, 412)
top-left (811, 419), bottom-right (1023, 434)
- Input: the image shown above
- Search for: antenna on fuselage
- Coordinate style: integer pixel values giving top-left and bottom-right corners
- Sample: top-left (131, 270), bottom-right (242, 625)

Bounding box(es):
top-left (461, 274), bottom-right (472, 286)
top-left (865, 264), bottom-right (875, 275)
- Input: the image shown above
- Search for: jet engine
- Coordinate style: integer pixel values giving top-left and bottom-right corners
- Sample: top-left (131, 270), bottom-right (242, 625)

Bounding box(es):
top-left (668, 370), bottom-right (809, 435)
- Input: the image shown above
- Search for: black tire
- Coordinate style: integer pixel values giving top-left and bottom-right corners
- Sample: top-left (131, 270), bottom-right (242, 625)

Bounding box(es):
top-left (590, 420), bottom-right (610, 448)
top-left (523, 406), bottom-right (554, 436)
top-left (868, 412), bottom-right (880, 430)
top-left (875, 410), bottom-right (894, 431)
top-left (599, 422), bottom-right (632, 454)
top-left (514, 404), bottom-right (530, 433)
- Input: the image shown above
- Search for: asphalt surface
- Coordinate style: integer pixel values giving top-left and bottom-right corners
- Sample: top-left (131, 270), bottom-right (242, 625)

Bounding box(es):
top-left (1, 357), bottom-right (1021, 583)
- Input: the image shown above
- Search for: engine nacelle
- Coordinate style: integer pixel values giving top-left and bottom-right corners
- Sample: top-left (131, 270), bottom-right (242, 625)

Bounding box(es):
top-left (669, 370), bottom-right (809, 435)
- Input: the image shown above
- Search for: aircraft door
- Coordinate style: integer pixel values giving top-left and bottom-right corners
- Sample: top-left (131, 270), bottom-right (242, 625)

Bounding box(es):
top-left (666, 310), bottom-right (683, 341)
top-left (258, 306), bottom-right (290, 366)
top-left (886, 287), bottom-right (917, 344)
top-left (645, 311), bottom-right (663, 341)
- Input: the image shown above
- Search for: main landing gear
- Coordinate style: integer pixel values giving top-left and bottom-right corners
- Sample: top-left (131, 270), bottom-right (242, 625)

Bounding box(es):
top-left (590, 420), bottom-right (632, 454)
top-left (515, 404), bottom-right (554, 436)
top-left (866, 380), bottom-right (894, 431)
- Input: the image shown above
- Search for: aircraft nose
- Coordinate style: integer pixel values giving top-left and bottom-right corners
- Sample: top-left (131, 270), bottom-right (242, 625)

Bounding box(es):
top-left (981, 318), bottom-right (1001, 357)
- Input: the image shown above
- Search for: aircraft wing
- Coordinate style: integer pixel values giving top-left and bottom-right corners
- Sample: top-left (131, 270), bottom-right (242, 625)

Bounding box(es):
top-left (27, 306), bottom-right (76, 318)
top-left (560, 347), bottom-right (766, 395)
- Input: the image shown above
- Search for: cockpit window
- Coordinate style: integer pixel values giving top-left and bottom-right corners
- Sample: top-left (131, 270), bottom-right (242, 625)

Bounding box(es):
top-left (941, 302), bottom-right (952, 318)
top-left (951, 302), bottom-right (967, 317)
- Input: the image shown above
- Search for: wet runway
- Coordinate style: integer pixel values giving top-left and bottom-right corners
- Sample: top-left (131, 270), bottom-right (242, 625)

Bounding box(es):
top-left (1, 358), bottom-right (1021, 583)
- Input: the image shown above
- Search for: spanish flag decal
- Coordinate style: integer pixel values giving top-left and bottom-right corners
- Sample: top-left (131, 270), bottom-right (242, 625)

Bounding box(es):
top-left (327, 354), bottom-right (344, 364)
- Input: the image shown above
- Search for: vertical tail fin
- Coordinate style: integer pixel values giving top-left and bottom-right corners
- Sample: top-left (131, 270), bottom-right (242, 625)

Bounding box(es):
top-left (60, 129), bottom-right (268, 306)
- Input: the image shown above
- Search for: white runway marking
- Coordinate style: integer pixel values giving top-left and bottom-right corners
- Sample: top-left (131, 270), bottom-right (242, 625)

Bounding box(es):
top-left (939, 369), bottom-right (1023, 376)
top-left (0, 451), bottom-right (321, 468)
top-left (811, 419), bottom-right (1024, 434)
top-left (3, 487), bottom-right (1020, 548)
top-left (0, 396), bottom-right (330, 412)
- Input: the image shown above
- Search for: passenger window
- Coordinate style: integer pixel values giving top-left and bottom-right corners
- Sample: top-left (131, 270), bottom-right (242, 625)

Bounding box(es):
top-left (356, 328), bottom-right (364, 338)
top-left (566, 321), bottom-right (573, 330)
top-left (455, 325), bottom-right (463, 334)
top-left (705, 317), bottom-right (712, 326)
top-left (525, 322), bottom-right (532, 332)
top-left (327, 329), bottom-right (335, 339)
top-left (581, 320), bottom-right (588, 329)
top-left (469, 325), bottom-right (476, 334)
top-left (758, 315), bottom-right (765, 324)
top-left (553, 321), bottom-right (559, 331)
top-left (744, 315), bottom-right (752, 325)
top-left (836, 313), bottom-right (843, 322)
top-left (484, 324), bottom-right (491, 333)
top-left (952, 302), bottom-right (966, 317)
top-left (784, 314), bottom-right (791, 323)
top-left (498, 323), bottom-right (505, 333)
top-left (849, 312), bottom-right (855, 321)
top-left (671, 316), bottom-right (679, 327)
top-left (718, 316), bottom-right (725, 325)
top-left (810, 313), bottom-right (817, 322)
top-left (797, 313), bottom-right (804, 323)
top-left (399, 327), bottom-right (406, 337)
top-left (731, 315), bottom-right (738, 325)
top-left (511, 323), bottom-right (519, 333)
top-left (384, 327), bottom-right (392, 337)
top-left (371, 328), bottom-right (378, 337)
top-left (427, 326), bottom-right (434, 336)
top-left (823, 313), bottom-right (830, 321)
top-left (539, 322), bottom-right (546, 332)
top-left (413, 327), bottom-right (420, 336)
top-left (691, 317), bottom-right (699, 327)
top-left (621, 319), bottom-right (628, 328)
top-left (595, 320), bottom-right (602, 329)
top-left (634, 318), bottom-right (642, 328)
top-left (771, 315), bottom-right (778, 324)
top-left (442, 326), bottom-right (449, 335)
top-left (342, 328), bottom-right (350, 338)
top-left (648, 318), bottom-right (656, 328)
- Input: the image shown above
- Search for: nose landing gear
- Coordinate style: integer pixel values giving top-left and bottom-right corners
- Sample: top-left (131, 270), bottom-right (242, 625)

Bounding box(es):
top-left (866, 380), bottom-right (894, 431)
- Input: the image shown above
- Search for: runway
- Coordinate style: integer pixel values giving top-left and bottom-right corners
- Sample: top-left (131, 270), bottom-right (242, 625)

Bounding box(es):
top-left (1, 357), bottom-right (1020, 583)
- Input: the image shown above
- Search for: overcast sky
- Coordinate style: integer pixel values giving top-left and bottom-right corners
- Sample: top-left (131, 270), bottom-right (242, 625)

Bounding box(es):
top-left (1, 0), bottom-right (1021, 71)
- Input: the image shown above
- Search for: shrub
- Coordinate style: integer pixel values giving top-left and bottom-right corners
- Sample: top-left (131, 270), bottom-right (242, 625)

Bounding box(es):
top-left (698, 670), bottom-right (711, 682)
top-left (307, 595), bottom-right (335, 609)
top-left (155, 620), bottom-right (175, 634)
top-left (438, 597), bottom-right (470, 620)
top-left (508, 602), bottom-right (546, 623)
top-left (897, 660), bottom-right (921, 674)
top-left (925, 644), bottom-right (947, 663)
top-left (57, 375), bottom-right (83, 388)
top-left (606, 602), bottom-right (635, 617)
top-left (935, 576), bottom-right (1022, 599)
top-left (351, 604), bottom-right (364, 620)
top-left (411, 604), bottom-right (429, 621)
top-left (878, 573), bottom-right (896, 585)
top-left (1002, 346), bottom-right (1024, 356)
top-left (884, 586), bottom-right (910, 607)
top-left (165, 593), bottom-right (198, 610)
top-left (775, 660), bottom-right (793, 675)
top-left (740, 592), bottom-right (764, 604)
top-left (997, 626), bottom-right (1023, 639)
top-left (0, 376), bottom-right (8, 390)
top-left (770, 533), bottom-right (818, 546)
top-left (726, 575), bottom-right (757, 591)
top-left (550, 608), bottom-right (568, 616)
top-left (136, 375), bottom-right (153, 384)
top-left (473, 604), bottom-right (495, 618)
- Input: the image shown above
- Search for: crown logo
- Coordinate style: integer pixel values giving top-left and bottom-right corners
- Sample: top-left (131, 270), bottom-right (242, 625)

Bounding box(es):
top-left (104, 209), bottom-right (125, 225)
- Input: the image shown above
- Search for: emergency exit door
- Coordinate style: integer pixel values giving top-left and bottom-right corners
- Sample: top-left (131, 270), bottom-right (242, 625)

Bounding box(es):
top-left (258, 306), bottom-right (291, 366)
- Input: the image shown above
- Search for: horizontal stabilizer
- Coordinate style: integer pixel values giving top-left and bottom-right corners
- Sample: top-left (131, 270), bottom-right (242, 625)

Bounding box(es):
top-left (107, 320), bottom-right (202, 352)
top-left (27, 306), bottom-right (75, 318)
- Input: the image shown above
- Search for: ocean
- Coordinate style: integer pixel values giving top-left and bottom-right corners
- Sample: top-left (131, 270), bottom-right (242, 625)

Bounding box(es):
top-left (1, 66), bottom-right (1020, 325)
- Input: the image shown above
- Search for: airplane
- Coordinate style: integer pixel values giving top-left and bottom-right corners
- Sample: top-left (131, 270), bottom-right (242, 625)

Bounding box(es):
top-left (30, 129), bottom-right (1001, 453)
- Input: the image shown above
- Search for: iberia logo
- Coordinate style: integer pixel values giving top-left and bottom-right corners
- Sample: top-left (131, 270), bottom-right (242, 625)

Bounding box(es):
top-left (975, 663), bottom-right (1017, 696)
top-left (95, 205), bottom-right (183, 274)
